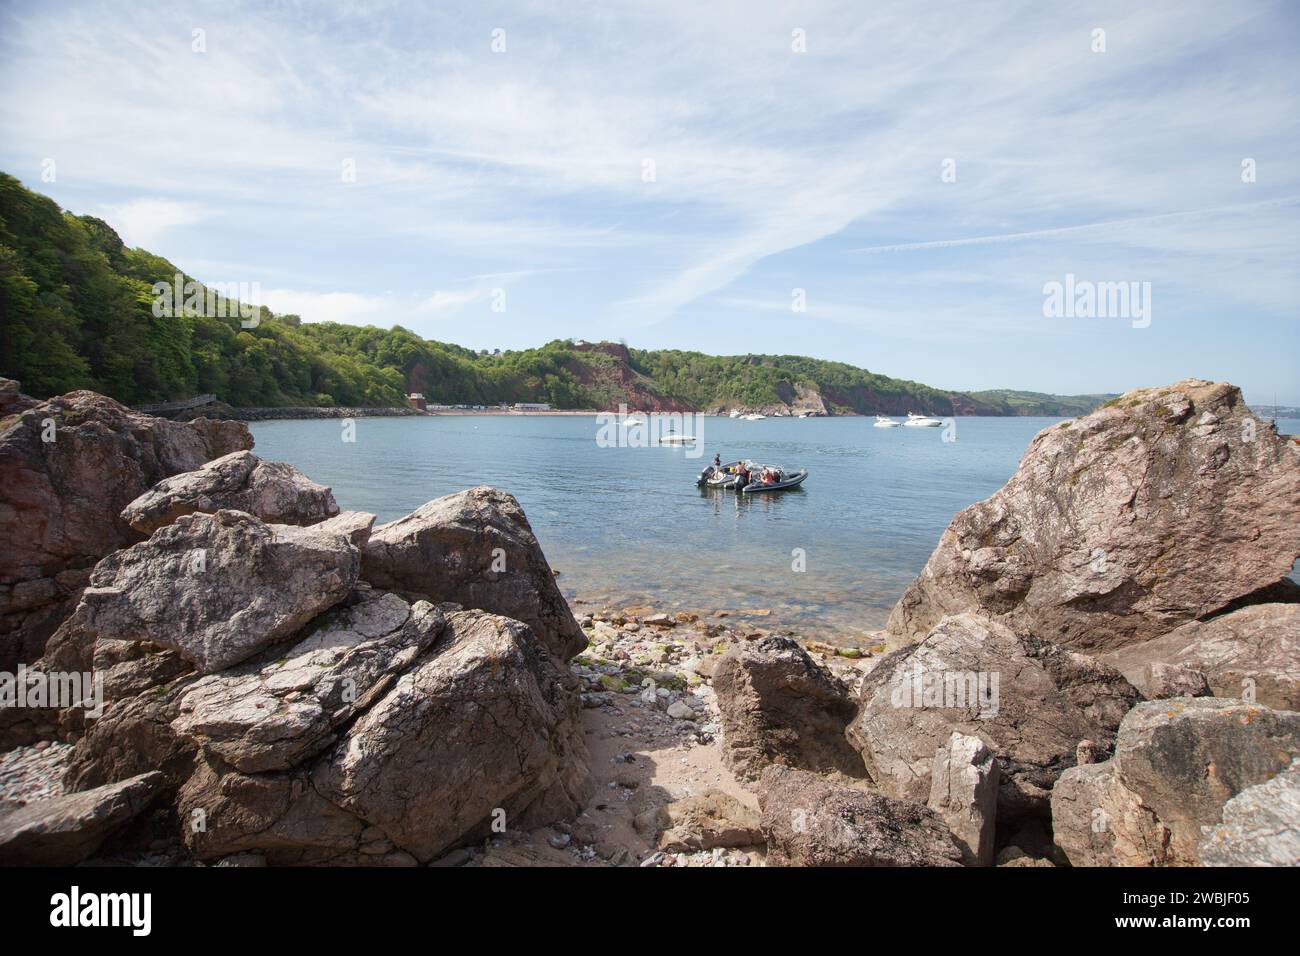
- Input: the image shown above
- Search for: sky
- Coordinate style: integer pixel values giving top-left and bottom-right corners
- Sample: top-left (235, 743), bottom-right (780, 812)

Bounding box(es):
top-left (1, 0), bottom-right (1297, 403)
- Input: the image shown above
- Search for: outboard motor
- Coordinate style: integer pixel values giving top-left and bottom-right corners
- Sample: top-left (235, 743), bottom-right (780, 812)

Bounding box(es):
top-left (696, 466), bottom-right (713, 487)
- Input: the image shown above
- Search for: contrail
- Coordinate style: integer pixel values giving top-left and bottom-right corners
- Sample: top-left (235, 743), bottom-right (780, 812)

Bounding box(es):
top-left (849, 196), bottom-right (1300, 254)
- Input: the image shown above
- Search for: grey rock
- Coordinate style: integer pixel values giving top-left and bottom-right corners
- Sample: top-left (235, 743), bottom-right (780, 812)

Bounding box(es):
top-left (759, 765), bottom-right (962, 867)
top-left (1052, 698), bottom-right (1300, 866)
top-left (1113, 698), bottom-right (1300, 863)
top-left (927, 731), bottom-right (999, 866)
top-left (1050, 759), bottom-right (1171, 867)
top-left (886, 380), bottom-right (1300, 652)
top-left (171, 592), bottom-right (444, 772)
top-left (849, 613), bottom-right (1138, 818)
top-left (653, 791), bottom-right (763, 852)
top-left (178, 609), bottom-right (592, 865)
top-left (362, 486), bottom-right (586, 661)
top-left (121, 450), bottom-right (339, 533)
top-left (52, 509), bottom-right (372, 675)
top-left (1143, 662), bottom-right (1212, 699)
top-left (0, 771), bottom-right (164, 865)
top-left (1199, 758), bottom-right (1300, 866)
top-left (713, 636), bottom-right (865, 782)
top-left (1103, 603), bottom-right (1300, 710)
top-left (0, 388), bottom-right (250, 672)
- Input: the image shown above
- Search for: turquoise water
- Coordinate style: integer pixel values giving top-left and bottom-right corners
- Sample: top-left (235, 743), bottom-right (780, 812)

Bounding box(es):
top-left (250, 415), bottom-right (1300, 644)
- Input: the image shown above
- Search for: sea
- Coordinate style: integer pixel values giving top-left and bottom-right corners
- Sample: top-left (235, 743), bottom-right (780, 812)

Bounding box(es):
top-left (250, 414), bottom-right (1300, 645)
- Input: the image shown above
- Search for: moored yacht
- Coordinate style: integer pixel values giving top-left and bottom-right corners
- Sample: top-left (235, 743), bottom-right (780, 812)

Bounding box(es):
top-left (903, 412), bottom-right (944, 427)
top-left (874, 414), bottom-right (901, 427)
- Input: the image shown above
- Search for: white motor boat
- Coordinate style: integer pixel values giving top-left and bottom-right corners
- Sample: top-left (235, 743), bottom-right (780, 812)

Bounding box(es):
top-left (874, 415), bottom-right (900, 428)
top-left (743, 413), bottom-right (766, 421)
top-left (659, 432), bottom-right (696, 444)
top-left (728, 409), bottom-right (742, 418)
top-left (621, 416), bottom-right (646, 427)
top-left (903, 412), bottom-right (944, 427)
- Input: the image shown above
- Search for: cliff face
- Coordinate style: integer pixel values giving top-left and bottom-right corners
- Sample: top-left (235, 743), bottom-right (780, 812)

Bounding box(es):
top-left (565, 342), bottom-right (694, 412)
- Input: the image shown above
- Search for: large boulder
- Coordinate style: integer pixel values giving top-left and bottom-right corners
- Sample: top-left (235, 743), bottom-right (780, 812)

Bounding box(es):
top-left (1198, 758), bottom-right (1300, 866)
top-left (1103, 603), bottom-right (1299, 711)
top-left (0, 387), bottom-right (251, 671)
top-left (712, 636), bottom-right (865, 782)
top-left (361, 487), bottom-right (586, 661)
top-left (48, 509), bottom-right (372, 675)
top-left (1052, 698), bottom-right (1300, 866)
top-left (758, 766), bottom-right (963, 867)
top-left (886, 380), bottom-right (1300, 652)
top-left (171, 592), bottom-right (442, 773)
top-left (176, 607), bottom-right (591, 865)
top-left (0, 771), bottom-right (164, 865)
top-left (121, 450), bottom-right (338, 533)
top-left (848, 613), bottom-right (1139, 818)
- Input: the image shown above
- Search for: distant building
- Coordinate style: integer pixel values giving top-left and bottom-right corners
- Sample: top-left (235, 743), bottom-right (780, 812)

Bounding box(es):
top-left (406, 392), bottom-right (427, 411)
top-left (512, 402), bottom-right (551, 412)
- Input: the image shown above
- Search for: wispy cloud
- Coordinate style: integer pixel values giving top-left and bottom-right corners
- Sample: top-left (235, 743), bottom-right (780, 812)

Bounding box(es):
top-left (1, 0), bottom-right (1296, 400)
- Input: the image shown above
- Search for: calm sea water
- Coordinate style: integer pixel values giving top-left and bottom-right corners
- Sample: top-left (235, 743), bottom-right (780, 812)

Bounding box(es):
top-left (250, 415), bottom-right (1300, 645)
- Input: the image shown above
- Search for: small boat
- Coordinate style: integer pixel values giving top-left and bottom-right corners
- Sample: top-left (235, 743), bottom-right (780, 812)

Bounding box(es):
top-left (696, 460), bottom-right (743, 488)
top-left (903, 412), bottom-right (944, 427)
top-left (874, 415), bottom-right (900, 428)
top-left (728, 409), bottom-right (742, 419)
top-left (740, 465), bottom-right (807, 493)
top-left (742, 413), bottom-right (766, 421)
top-left (621, 417), bottom-right (646, 427)
top-left (659, 430), bottom-right (696, 444)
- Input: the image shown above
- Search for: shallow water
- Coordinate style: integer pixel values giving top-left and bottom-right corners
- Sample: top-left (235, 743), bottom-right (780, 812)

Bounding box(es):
top-left (250, 414), bottom-right (1300, 645)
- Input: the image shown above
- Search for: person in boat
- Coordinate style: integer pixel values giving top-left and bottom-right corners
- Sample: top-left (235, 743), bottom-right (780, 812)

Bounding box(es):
top-left (735, 462), bottom-right (750, 490)
top-left (712, 453), bottom-right (722, 475)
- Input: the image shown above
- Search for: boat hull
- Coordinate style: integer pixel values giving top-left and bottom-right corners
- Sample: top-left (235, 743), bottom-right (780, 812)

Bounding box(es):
top-left (740, 470), bottom-right (808, 493)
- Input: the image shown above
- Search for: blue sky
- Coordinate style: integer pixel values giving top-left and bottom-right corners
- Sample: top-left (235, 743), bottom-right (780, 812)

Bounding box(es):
top-left (2, 0), bottom-right (1297, 403)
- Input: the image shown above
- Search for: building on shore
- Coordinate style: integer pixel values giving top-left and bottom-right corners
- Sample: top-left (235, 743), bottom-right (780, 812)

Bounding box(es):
top-left (511, 402), bottom-right (551, 412)
top-left (406, 392), bottom-right (427, 411)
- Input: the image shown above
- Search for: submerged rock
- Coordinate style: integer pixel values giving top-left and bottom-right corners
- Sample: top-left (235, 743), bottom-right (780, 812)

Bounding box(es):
top-left (886, 380), bottom-right (1300, 652)
top-left (121, 450), bottom-right (338, 533)
top-left (362, 486), bottom-right (586, 661)
top-left (712, 636), bottom-right (864, 782)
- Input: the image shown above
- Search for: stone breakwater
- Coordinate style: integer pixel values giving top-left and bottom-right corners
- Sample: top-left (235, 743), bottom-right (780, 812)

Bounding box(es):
top-left (0, 376), bottom-right (1298, 868)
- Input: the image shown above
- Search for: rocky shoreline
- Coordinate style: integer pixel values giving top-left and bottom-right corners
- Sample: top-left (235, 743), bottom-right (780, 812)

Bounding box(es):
top-left (1, 375), bottom-right (1297, 867)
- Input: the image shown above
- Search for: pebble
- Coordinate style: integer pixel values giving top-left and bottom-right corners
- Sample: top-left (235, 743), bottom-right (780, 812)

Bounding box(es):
top-left (0, 741), bottom-right (73, 806)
